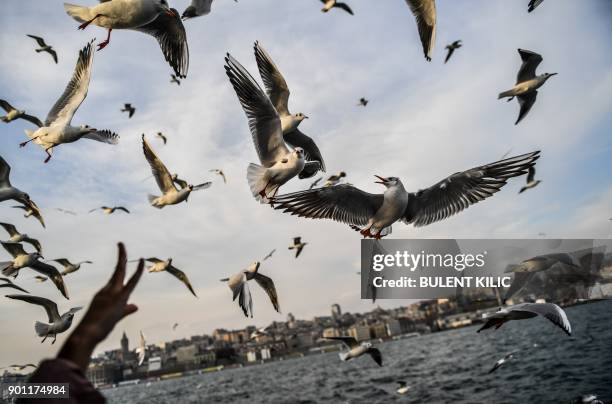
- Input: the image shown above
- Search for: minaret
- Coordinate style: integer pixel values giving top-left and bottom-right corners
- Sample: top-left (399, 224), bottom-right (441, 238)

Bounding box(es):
top-left (121, 331), bottom-right (129, 358)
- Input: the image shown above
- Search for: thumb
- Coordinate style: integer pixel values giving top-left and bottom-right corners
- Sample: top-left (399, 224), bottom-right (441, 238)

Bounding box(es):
top-left (121, 303), bottom-right (139, 319)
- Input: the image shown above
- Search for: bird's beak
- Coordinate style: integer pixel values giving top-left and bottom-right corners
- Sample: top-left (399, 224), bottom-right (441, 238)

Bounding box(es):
top-left (374, 175), bottom-right (388, 184)
top-left (550, 72), bottom-right (558, 76)
top-left (304, 115), bottom-right (309, 119)
top-left (89, 127), bottom-right (97, 133)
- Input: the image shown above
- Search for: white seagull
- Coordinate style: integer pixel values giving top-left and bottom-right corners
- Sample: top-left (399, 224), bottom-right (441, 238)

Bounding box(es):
top-left (323, 171), bottom-right (346, 187)
top-left (64, 0), bottom-right (189, 78)
top-left (19, 41), bottom-right (119, 163)
top-left (224, 53), bottom-right (307, 203)
top-left (11, 201), bottom-right (46, 229)
top-left (142, 135), bottom-right (211, 208)
top-left (320, 0), bottom-right (354, 15)
top-left (404, 0), bottom-right (437, 61)
top-left (477, 303), bottom-right (571, 336)
top-left (488, 352), bottom-right (515, 374)
top-left (0, 223), bottom-right (42, 253)
top-left (182, 0), bottom-right (213, 19)
top-left (273, 152), bottom-right (540, 238)
top-left (6, 294), bottom-right (81, 344)
top-left (250, 325), bottom-right (269, 340)
top-left (519, 166), bottom-right (541, 194)
top-left (136, 330), bottom-right (147, 366)
top-left (144, 258), bottom-right (197, 297)
top-left (220, 262), bottom-right (280, 318)
top-left (52, 258), bottom-right (93, 276)
top-left (325, 336), bottom-right (382, 366)
top-left (498, 49), bottom-right (557, 125)
top-left (396, 381), bottom-right (410, 395)
top-left (0, 156), bottom-right (37, 208)
top-left (1, 99), bottom-right (44, 127)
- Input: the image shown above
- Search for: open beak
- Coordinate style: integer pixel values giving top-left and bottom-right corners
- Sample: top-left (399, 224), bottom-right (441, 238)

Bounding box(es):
top-left (89, 127), bottom-right (97, 133)
top-left (374, 175), bottom-right (388, 184)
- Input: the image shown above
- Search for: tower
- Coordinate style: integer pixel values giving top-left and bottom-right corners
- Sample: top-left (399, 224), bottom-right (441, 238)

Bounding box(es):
top-left (121, 331), bottom-right (129, 357)
top-left (331, 303), bottom-right (342, 319)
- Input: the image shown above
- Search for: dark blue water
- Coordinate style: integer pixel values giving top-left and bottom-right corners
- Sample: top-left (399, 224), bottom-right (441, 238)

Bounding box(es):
top-left (104, 300), bottom-right (612, 403)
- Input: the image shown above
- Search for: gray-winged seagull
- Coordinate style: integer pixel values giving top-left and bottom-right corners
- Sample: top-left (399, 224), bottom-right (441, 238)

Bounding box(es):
top-left (52, 258), bottom-right (93, 276)
top-left (89, 206), bottom-right (130, 214)
top-left (26, 34), bottom-right (58, 64)
top-left (0, 223), bottom-right (42, 253)
top-left (1, 100), bottom-right (44, 127)
top-left (488, 352), bottom-right (515, 374)
top-left (144, 258), bottom-right (197, 297)
top-left (325, 336), bottom-right (382, 366)
top-left (518, 166), bottom-right (541, 194)
top-left (220, 261), bottom-right (280, 318)
top-left (477, 303), bottom-right (571, 336)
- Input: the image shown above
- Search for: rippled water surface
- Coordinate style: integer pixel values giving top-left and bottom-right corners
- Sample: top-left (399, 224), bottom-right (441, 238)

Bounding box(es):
top-left (104, 300), bottom-right (612, 403)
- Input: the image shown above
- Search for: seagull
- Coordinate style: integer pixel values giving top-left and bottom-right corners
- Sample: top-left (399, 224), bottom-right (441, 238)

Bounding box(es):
top-left (64, 0), bottom-right (189, 77)
top-left (0, 277), bottom-right (29, 293)
top-left (135, 331), bottom-right (147, 366)
top-left (34, 276), bottom-right (48, 283)
top-left (477, 303), bottom-right (571, 336)
top-left (182, 0), bottom-right (213, 19)
top-left (262, 249), bottom-right (276, 261)
top-left (396, 381), bottom-right (410, 395)
top-left (89, 206), bottom-right (130, 214)
top-left (288, 237), bottom-right (307, 258)
top-left (325, 336), bottom-right (382, 366)
top-left (0, 242), bottom-right (68, 299)
top-left (0, 156), bottom-right (37, 207)
top-left (320, 0), bottom-right (354, 15)
top-left (0, 223), bottom-right (42, 253)
top-left (1, 100), bottom-right (44, 127)
top-left (26, 34), bottom-right (58, 63)
top-left (444, 40), bottom-right (462, 64)
top-left (250, 326), bottom-right (269, 340)
top-left (357, 98), bottom-right (368, 107)
top-left (309, 177), bottom-right (322, 190)
top-left (6, 294), bottom-right (81, 343)
top-left (52, 258), bottom-right (93, 276)
top-left (209, 169), bottom-right (227, 184)
top-left (324, 171), bottom-right (346, 187)
top-left (156, 132), bottom-right (167, 144)
top-left (142, 135), bottom-right (211, 208)
top-left (528, 0), bottom-right (544, 13)
top-left (254, 42), bottom-right (325, 178)
top-left (172, 322), bottom-right (178, 331)
top-left (498, 49), bottom-right (557, 125)
top-left (488, 352), bottom-right (515, 374)
top-left (224, 54), bottom-right (307, 203)
top-left (170, 74), bottom-right (181, 85)
top-left (144, 258), bottom-right (197, 297)
top-left (273, 151), bottom-right (540, 238)
top-left (121, 103), bottom-right (136, 118)
top-left (11, 201), bottom-right (46, 229)
top-left (4, 364), bottom-right (37, 371)
top-left (55, 208), bottom-right (77, 215)
top-left (19, 41), bottom-right (119, 163)
top-left (220, 262), bottom-right (280, 318)
top-left (519, 166), bottom-right (541, 194)
top-left (404, 0), bottom-right (436, 61)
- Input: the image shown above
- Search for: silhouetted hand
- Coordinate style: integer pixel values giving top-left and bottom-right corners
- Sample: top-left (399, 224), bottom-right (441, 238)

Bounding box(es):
top-left (57, 243), bottom-right (144, 372)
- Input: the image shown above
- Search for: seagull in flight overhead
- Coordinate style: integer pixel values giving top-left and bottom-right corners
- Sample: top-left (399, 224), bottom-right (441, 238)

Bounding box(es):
top-left (477, 303), bottom-right (571, 336)
top-left (220, 262), bottom-right (280, 318)
top-left (0, 157), bottom-right (43, 227)
top-left (0, 277), bottom-right (30, 294)
top-left (528, 0), bottom-right (544, 13)
top-left (288, 237), bottom-right (307, 258)
top-left (488, 352), bottom-right (515, 374)
top-left (144, 258), bottom-right (197, 297)
top-left (209, 169), bottom-right (227, 184)
top-left (325, 336), bottom-right (382, 366)
top-left (0, 99), bottom-right (44, 127)
top-left (357, 98), bottom-right (368, 107)
top-left (26, 34), bottom-right (58, 63)
top-left (273, 152), bottom-right (540, 238)
top-left (55, 208), bottom-right (77, 215)
top-left (225, 54), bottom-right (308, 203)
top-left (262, 249), bottom-right (276, 261)
top-left (170, 74), bottom-right (181, 85)
top-left (181, 0), bottom-right (220, 19)
top-left (89, 206), bottom-right (130, 215)
top-left (254, 42), bottom-right (325, 178)
top-left (5, 294), bottom-right (81, 344)
top-left (11, 202), bottom-right (46, 229)
top-left (320, 0), bottom-right (354, 15)
top-left (518, 166), bottom-right (541, 194)
top-left (324, 171), bottom-right (346, 187)
top-left (444, 40), bottom-right (462, 64)
top-left (52, 258), bottom-right (93, 276)
top-left (121, 103), bottom-right (136, 118)
top-left (404, 0), bottom-right (436, 61)
top-left (142, 135), bottom-right (211, 208)
top-left (0, 223), bottom-right (42, 254)
top-left (136, 331), bottom-right (147, 366)
top-left (64, 0), bottom-right (189, 77)
top-left (498, 49), bottom-right (557, 125)
top-left (19, 41), bottom-right (119, 163)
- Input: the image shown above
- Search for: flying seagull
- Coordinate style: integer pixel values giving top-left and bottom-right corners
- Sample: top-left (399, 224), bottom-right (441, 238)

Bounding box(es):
top-left (11, 201), bottom-right (46, 229)
top-left (121, 103), bottom-right (136, 118)
top-left (324, 171), bottom-right (346, 187)
top-left (224, 54), bottom-right (307, 203)
top-left (136, 331), bottom-right (147, 366)
top-left (0, 156), bottom-right (38, 208)
top-left (0, 242), bottom-right (68, 299)
top-left (52, 258), bottom-right (93, 276)
top-left (1, 100), bottom-right (44, 127)
top-left (250, 326), bottom-right (269, 340)
top-left (89, 206), bottom-right (130, 215)
top-left (142, 135), bottom-right (211, 208)
top-left (156, 132), bottom-right (167, 144)
top-left (498, 49), bottom-right (557, 125)
top-left (519, 166), bottom-right (541, 194)
top-left (477, 303), bottom-right (571, 336)
top-left (55, 208), bottom-right (77, 215)
top-left (0, 223), bottom-right (42, 253)
top-left (396, 381), bottom-right (410, 395)
top-left (404, 0), bottom-right (436, 61)
top-left (488, 352), bottom-right (515, 374)
top-left (0, 277), bottom-right (30, 294)
top-left (182, 0), bottom-right (214, 19)
top-left (262, 249), bottom-right (276, 261)
top-left (209, 169), bottom-right (227, 184)
top-left (172, 322), bottom-right (178, 331)
top-left (325, 336), bottom-right (382, 366)
top-left (320, 0), bottom-right (354, 15)
top-left (144, 258), bottom-right (197, 297)
top-left (19, 40), bottom-right (119, 163)
top-left (64, 0), bottom-right (189, 78)
top-left (26, 34), bottom-right (58, 63)
top-left (6, 294), bottom-right (81, 343)
top-left (358, 98), bottom-right (368, 107)
top-left (288, 237), bottom-right (307, 258)
top-left (444, 40), bottom-right (462, 63)
top-left (170, 74), bottom-right (181, 85)
top-left (309, 177), bottom-right (322, 190)
top-left (273, 151), bottom-right (540, 238)
top-left (220, 262), bottom-right (280, 318)
top-left (528, 0), bottom-right (544, 13)
top-left (4, 364), bottom-right (37, 371)
top-left (254, 42), bottom-right (325, 178)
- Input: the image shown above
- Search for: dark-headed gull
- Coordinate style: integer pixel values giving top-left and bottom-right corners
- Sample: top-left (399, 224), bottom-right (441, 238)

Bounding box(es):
top-left (325, 336), bottom-right (382, 366)
top-left (144, 258), bottom-right (197, 297)
top-left (444, 40), bottom-right (462, 64)
top-left (498, 49), bottom-right (557, 125)
top-left (0, 99), bottom-right (43, 127)
top-left (26, 35), bottom-right (58, 64)
top-left (220, 262), bottom-right (280, 318)
top-left (321, 0), bottom-right (354, 15)
top-left (477, 303), bottom-right (571, 336)
top-left (0, 223), bottom-right (42, 253)
top-left (273, 152), bottom-right (540, 238)
top-left (404, 0), bottom-right (436, 61)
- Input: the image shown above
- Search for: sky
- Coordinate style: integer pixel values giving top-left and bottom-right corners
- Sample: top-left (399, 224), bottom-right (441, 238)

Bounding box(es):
top-left (0, 0), bottom-right (611, 366)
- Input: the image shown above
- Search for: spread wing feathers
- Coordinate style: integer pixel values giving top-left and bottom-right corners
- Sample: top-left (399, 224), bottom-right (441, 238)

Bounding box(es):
top-left (444, 47), bottom-right (455, 63)
top-left (142, 135), bottom-right (176, 194)
top-left (405, 0), bottom-right (436, 61)
top-left (335, 2), bottom-right (354, 14)
top-left (0, 282), bottom-right (29, 293)
top-left (26, 34), bottom-right (47, 47)
top-left (325, 336), bottom-right (359, 348)
top-left (21, 113), bottom-right (44, 127)
top-left (83, 129), bottom-right (119, 144)
top-left (404, 151), bottom-right (540, 227)
top-left (6, 294), bottom-right (60, 322)
top-left (227, 272), bottom-right (253, 318)
top-left (516, 49), bottom-right (543, 83)
top-left (515, 91), bottom-right (537, 125)
top-left (30, 261), bottom-right (69, 299)
top-left (300, 161), bottom-right (323, 179)
top-left (284, 129), bottom-right (326, 173)
top-left (253, 41), bottom-right (290, 116)
top-left (526, 166), bottom-right (535, 183)
top-left (53, 259), bottom-right (72, 267)
top-left (45, 40), bottom-right (95, 126)
top-left (366, 347), bottom-right (383, 366)
top-left (192, 181), bottom-right (212, 191)
top-left (145, 257), bottom-right (163, 263)
top-left (224, 54), bottom-right (288, 167)
top-left (1, 241), bottom-right (27, 258)
top-left (253, 273), bottom-right (280, 313)
top-left (0, 156), bottom-right (10, 187)
top-left (0, 222), bottom-right (19, 236)
top-left (167, 265), bottom-right (197, 297)
top-left (528, 0), bottom-right (545, 13)
top-left (511, 303), bottom-right (571, 335)
top-left (273, 184), bottom-right (384, 228)
top-left (134, 9), bottom-right (189, 78)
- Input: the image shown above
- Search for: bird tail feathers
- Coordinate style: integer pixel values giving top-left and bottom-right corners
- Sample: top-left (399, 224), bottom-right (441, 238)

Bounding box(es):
top-left (498, 89), bottom-right (516, 99)
top-left (247, 163), bottom-right (275, 203)
top-left (1, 263), bottom-right (16, 276)
top-left (339, 352), bottom-right (350, 361)
top-left (147, 195), bottom-right (162, 209)
top-left (63, 3), bottom-right (91, 23)
top-left (35, 321), bottom-right (50, 337)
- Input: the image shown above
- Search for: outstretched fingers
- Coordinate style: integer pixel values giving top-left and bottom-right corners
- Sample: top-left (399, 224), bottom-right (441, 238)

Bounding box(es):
top-left (108, 243), bottom-right (127, 291)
